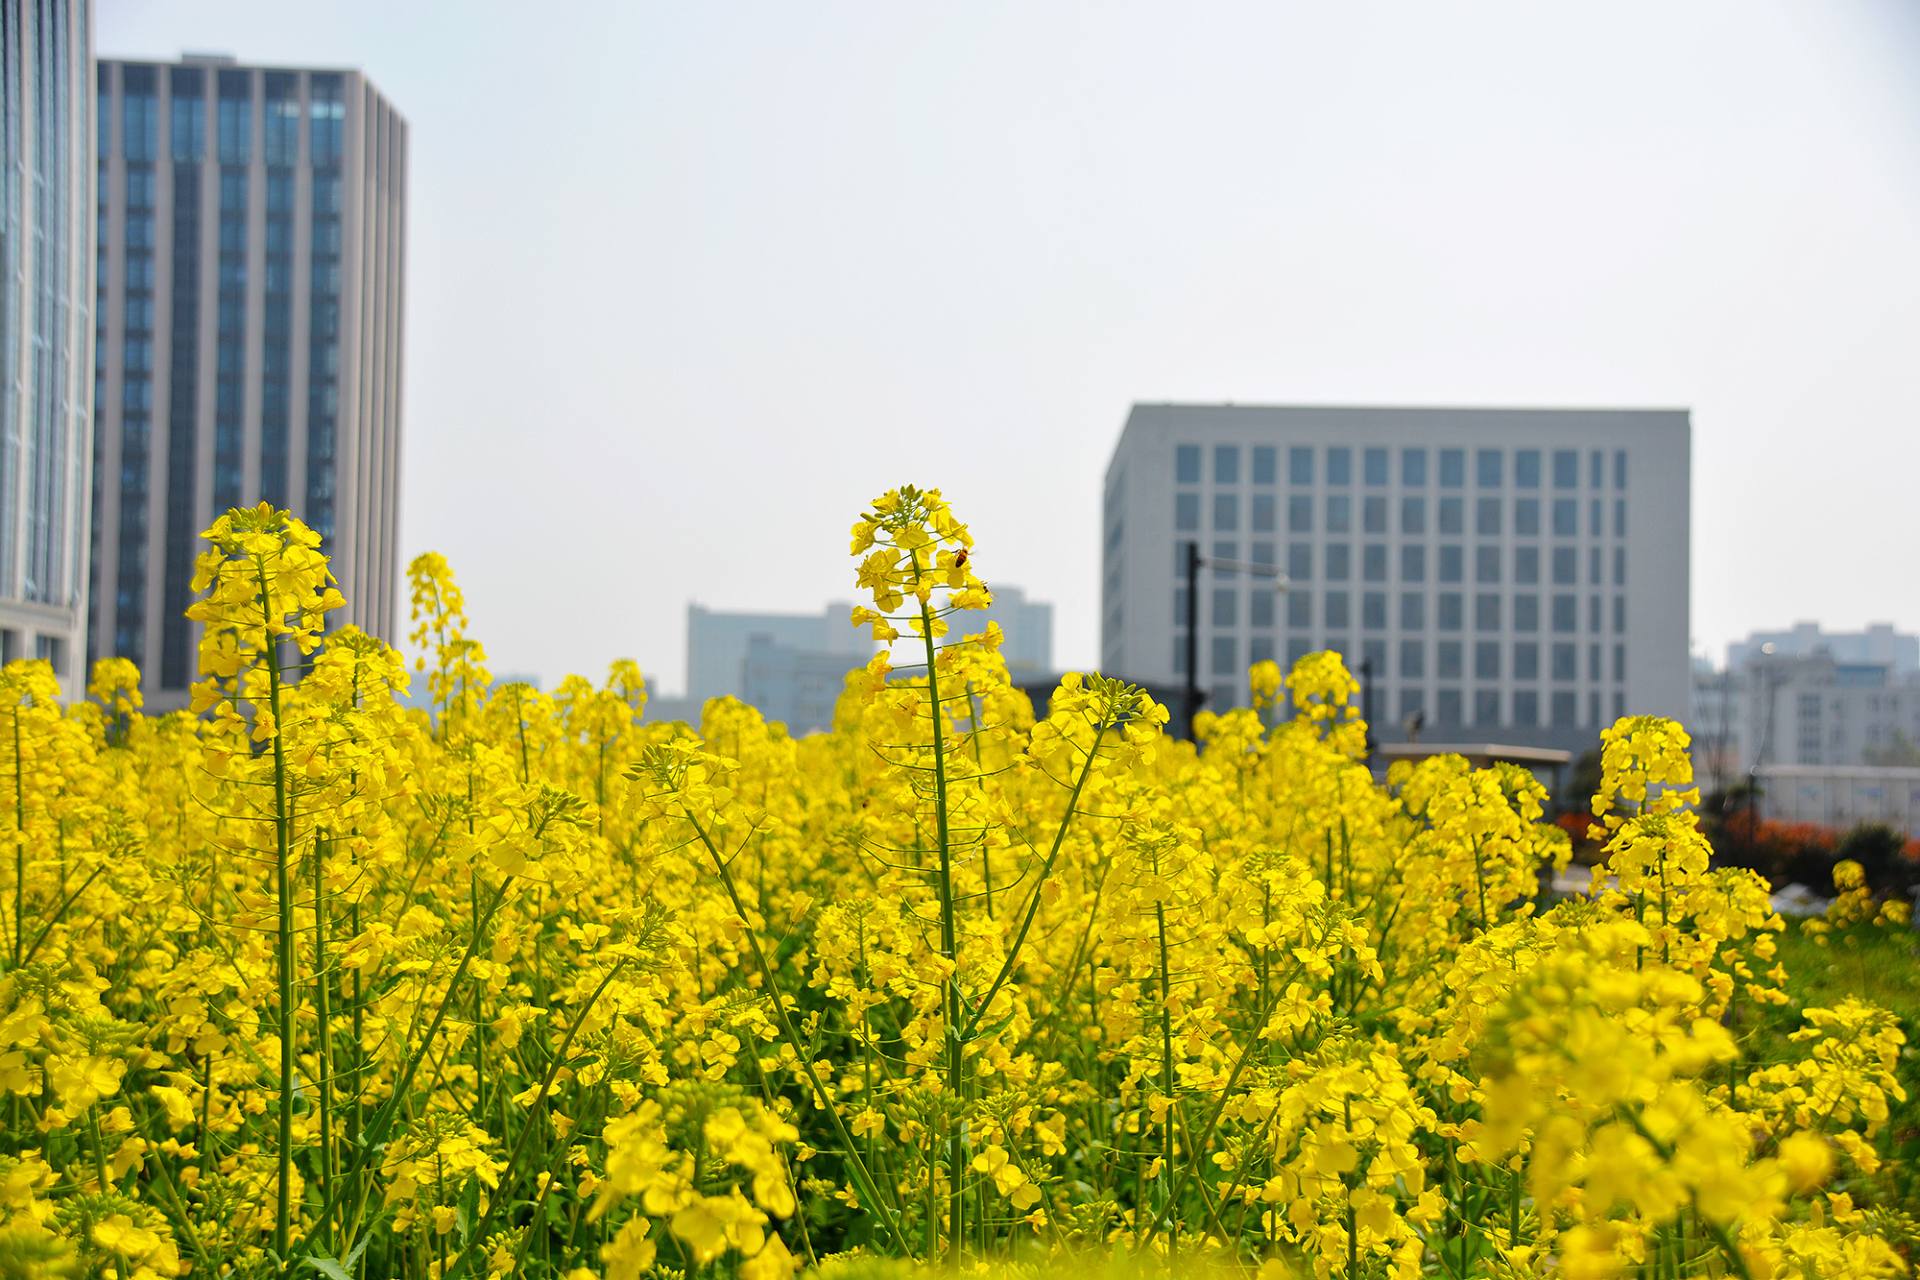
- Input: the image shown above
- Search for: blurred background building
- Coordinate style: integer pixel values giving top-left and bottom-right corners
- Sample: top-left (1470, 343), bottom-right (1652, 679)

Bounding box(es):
top-left (680, 587), bottom-right (1055, 735)
top-left (90, 53), bottom-right (405, 707)
top-left (1, 0), bottom-right (96, 692)
top-left (685, 601), bottom-right (868, 706)
top-left (1101, 403), bottom-right (1692, 750)
top-left (1691, 624), bottom-right (1920, 833)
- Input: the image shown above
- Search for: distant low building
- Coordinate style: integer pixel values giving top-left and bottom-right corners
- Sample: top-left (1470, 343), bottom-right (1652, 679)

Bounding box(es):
top-left (642, 692), bottom-right (701, 727)
top-left (686, 602), bottom-right (868, 708)
top-left (740, 635), bottom-right (859, 736)
top-left (976, 584), bottom-right (1053, 674)
top-left (1691, 629), bottom-right (1920, 792)
top-left (1728, 623), bottom-right (1917, 676)
top-left (1756, 764), bottom-right (1920, 840)
top-left (683, 590), bottom-right (1055, 734)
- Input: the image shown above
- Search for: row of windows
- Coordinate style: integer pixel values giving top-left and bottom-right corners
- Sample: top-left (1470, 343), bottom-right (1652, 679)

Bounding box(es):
top-left (160, 161), bottom-right (203, 690)
top-left (1177, 538), bottom-right (1626, 589)
top-left (1186, 629), bottom-right (1624, 681)
top-left (1176, 443), bottom-right (1627, 491)
top-left (307, 159), bottom-right (343, 540)
top-left (1177, 490), bottom-right (1626, 539)
top-left (103, 67), bottom-right (348, 166)
top-left (1179, 587), bottom-right (1626, 637)
top-left (1187, 654), bottom-right (1625, 728)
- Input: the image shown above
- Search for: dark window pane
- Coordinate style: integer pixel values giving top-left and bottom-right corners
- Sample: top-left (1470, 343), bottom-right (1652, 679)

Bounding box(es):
top-left (1289, 447), bottom-right (1313, 485)
top-left (1476, 449), bottom-right (1502, 488)
top-left (1515, 497), bottom-right (1539, 536)
top-left (1476, 545), bottom-right (1500, 584)
top-left (1214, 445), bottom-right (1239, 484)
top-left (1553, 449), bottom-right (1578, 488)
top-left (1401, 448), bottom-right (1427, 487)
top-left (1516, 449), bottom-right (1541, 488)
top-left (1364, 448), bottom-right (1388, 485)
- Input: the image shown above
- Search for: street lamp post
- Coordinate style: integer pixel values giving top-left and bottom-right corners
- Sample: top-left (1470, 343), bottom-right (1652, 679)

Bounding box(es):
top-left (1181, 539), bottom-right (1290, 742)
top-left (1184, 540), bottom-right (1202, 743)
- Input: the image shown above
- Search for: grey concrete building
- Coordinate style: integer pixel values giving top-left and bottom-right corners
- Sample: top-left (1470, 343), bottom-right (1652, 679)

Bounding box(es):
top-left (91, 54), bottom-right (405, 705)
top-left (1693, 646), bottom-right (1920, 792)
top-left (1726, 623), bottom-right (1919, 677)
top-left (975, 583), bottom-right (1053, 675)
top-left (686, 601), bottom-right (870, 710)
top-left (1102, 404), bottom-right (1691, 750)
top-left (1, 0), bottom-right (95, 692)
top-left (740, 633), bottom-right (861, 736)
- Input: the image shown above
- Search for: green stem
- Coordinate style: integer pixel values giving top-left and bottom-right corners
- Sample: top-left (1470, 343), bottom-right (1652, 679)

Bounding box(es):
top-left (10, 704), bottom-right (23, 966)
top-left (312, 829), bottom-right (336, 1252)
top-left (257, 556), bottom-right (297, 1265)
top-left (1155, 898), bottom-right (1177, 1259)
top-left (683, 812), bottom-right (912, 1257)
top-left (910, 559), bottom-right (966, 1265)
top-left (958, 720), bottom-right (1112, 1044)
top-left (308, 874), bottom-right (517, 1256)
top-left (447, 956), bottom-right (628, 1279)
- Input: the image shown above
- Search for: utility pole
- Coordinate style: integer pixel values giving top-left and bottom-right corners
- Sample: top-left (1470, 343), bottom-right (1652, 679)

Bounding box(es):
top-left (1183, 540), bottom-right (1202, 742)
top-left (1181, 540), bottom-right (1289, 742)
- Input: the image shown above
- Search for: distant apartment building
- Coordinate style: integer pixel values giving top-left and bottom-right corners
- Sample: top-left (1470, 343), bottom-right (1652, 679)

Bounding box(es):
top-left (1101, 405), bottom-right (1692, 748)
top-left (975, 583), bottom-right (1052, 674)
top-left (1692, 628), bottom-right (1920, 791)
top-left (1726, 622), bottom-right (1918, 676)
top-left (91, 54), bottom-right (405, 706)
top-left (686, 602), bottom-right (870, 708)
top-left (1, 0), bottom-right (95, 692)
top-left (740, 634), bottom-right (859, 736)
top-left (686, 587), bottom-right (1053, 735)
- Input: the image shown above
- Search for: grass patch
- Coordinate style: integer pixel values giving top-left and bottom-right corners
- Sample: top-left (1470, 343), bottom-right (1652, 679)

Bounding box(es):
top-left (1772, 919), bottom-right (1920, 1211)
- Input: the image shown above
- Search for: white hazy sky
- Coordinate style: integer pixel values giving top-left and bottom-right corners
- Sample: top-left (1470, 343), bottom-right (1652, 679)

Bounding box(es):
top-left (101, 2), bottom-right (1920, 692)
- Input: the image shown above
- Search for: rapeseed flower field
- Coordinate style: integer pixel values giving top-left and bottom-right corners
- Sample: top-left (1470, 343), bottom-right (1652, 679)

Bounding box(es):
top-left (0, 486), bottom-right (1912, 1278)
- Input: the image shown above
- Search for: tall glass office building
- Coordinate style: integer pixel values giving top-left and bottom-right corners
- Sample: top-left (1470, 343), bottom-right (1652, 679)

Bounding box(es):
top-left (1102, 404), bottom-right (1691, 750)
top-left (92, 54), bottom-right (405, 706)
top-left (0, 0), bottom-right (95, 693)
